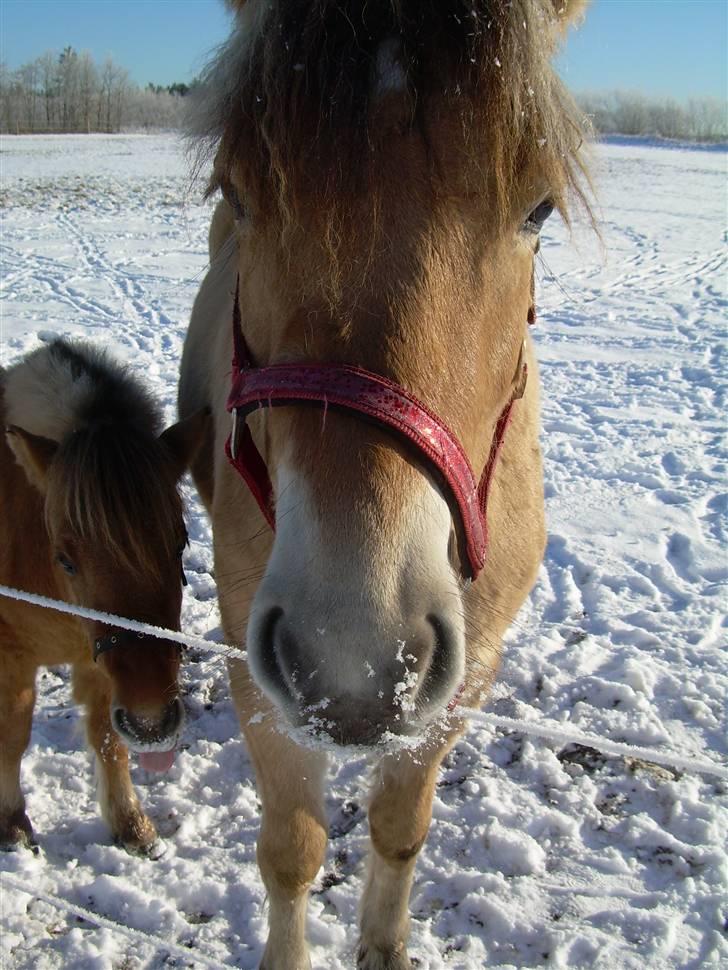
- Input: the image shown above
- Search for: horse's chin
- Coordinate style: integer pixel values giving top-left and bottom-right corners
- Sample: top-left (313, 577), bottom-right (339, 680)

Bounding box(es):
top-left (271, 702), bottom-right (458, 758)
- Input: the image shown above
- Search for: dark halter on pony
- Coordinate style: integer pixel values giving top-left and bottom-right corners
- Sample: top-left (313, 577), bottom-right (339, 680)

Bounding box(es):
top-left (225, 278), bottom-right (531, 583)
top-left (94, 628), bottom-right (150, 662)
top-left (94, 629), bottom-right (183, 662)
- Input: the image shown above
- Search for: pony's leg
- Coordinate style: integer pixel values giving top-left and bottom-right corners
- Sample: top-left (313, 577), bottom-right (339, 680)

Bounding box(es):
top-left (359, 730), bottom-right (460, 970)
top-left (72, 664), bottom-right (159, 856)
top-left (0, 661), bottom-right (36, 849)
top-left (231, 666), bottom-right (328, 970)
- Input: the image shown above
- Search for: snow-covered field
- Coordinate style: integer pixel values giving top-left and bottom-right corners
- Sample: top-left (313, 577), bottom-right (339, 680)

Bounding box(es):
top-left (0, 133), bottom-right (726, 969)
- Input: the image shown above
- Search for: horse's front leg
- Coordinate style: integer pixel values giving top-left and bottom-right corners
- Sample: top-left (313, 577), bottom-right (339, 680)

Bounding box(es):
top-left (72, 663), bottom-right (159, 856)
top-left (230, 660), bottom-right (328, 970)
top-left (0, 650), bottom-right (36, 850)
top-left (359, 730), bottom-right (460, 970)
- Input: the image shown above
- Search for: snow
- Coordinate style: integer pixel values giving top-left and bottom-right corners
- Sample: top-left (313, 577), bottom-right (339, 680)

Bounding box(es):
top-left (1, 133), bottom-right (727, 969)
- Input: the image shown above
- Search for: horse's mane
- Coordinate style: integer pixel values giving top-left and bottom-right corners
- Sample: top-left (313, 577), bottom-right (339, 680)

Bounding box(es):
top-left (190, 0), bottom-right (591, 233)
top-left (4, 339), bottom-right (183, 576)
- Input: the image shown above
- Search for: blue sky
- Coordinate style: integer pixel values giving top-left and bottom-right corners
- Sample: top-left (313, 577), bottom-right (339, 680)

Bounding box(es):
top-left (1, 0), bottom-right (726, 99)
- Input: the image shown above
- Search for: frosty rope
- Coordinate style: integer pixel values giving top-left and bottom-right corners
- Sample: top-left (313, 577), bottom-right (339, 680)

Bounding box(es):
top-left (0, 582), bottom-right (248, 663)
top-left (1, 582), bottom-right (726, 781)
top-left (459, 709), bottom-right (728, 781)
top-left (0, 872), bottom-right (235, 970)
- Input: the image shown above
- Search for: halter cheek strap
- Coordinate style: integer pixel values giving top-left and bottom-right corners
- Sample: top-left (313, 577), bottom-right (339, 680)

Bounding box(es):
top-left (225, 279), bottom-right (530, 582)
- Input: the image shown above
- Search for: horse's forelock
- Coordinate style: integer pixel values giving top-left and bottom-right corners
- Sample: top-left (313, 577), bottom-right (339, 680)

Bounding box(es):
top-left (10, 339), bottom-right (184, 579)
top-left (190, 0), bottom-right (592, 240)
top-left (50, 424), bottom-right (183, 579)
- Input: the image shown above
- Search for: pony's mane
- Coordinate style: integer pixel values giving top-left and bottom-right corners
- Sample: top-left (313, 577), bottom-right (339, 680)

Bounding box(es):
top-left (4, 339), bottom-right (183, 576)
top-left (190, 0), bottom-right (591, 233)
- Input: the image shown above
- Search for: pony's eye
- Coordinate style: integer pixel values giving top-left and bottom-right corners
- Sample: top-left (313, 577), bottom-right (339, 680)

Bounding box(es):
top-left (524, 199), bottom-right (554, 234)
top-left (56, 553), bottom-right (76, 576)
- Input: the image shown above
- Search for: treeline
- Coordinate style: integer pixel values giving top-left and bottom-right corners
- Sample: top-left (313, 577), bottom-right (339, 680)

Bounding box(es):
top-left (0, 47), bottom-right (191, 134)
top-left (2, 48), bottom-right (727, 143)
top-left (576, 91), bottom-right (727, 143)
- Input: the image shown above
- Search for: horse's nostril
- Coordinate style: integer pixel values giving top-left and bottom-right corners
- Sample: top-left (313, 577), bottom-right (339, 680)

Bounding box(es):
top-left (417, 613), bottom-right (457, 705)
top-left (256, 607), bottom-right (293, 700)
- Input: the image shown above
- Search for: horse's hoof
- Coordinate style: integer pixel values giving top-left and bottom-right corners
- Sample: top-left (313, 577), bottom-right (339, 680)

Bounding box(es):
top-left (0, 811), bottom-right (36, 853)
top-left (136, 837), bottom-right (166, 861)
top-left (116, 833), bottom-right (166, 860)
top-left (357, 942), bottom-right (412, 970)
top-left (112, 810), bottom-right (163, 859)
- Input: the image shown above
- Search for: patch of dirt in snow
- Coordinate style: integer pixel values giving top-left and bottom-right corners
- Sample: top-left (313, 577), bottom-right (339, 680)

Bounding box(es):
top-left (0, 135), bottom-right (726, 970)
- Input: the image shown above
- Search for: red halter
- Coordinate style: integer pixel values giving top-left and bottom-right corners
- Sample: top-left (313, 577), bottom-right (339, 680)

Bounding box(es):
top-left (225, 281), bottom-right (529, 582)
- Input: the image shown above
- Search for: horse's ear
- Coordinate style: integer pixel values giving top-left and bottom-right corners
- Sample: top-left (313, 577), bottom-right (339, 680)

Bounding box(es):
top-left (6, 425), bottom-right (58, 492)
top-left (550, 0), bottom-right (588, 31)
top-left (159, 408), bottom-right (212, 481)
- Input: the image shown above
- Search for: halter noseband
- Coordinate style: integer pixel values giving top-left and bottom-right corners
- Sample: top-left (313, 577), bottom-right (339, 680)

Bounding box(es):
top-left (225, 280), bottom-right (529, 582)
top-left (94, 628), bottom-right (150, 662)
top-left (93, 629), bottom-right (182, 662)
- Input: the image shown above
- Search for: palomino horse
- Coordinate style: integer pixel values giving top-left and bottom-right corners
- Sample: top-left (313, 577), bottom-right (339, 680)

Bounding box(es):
top-left (181, 1), bottom-right (590, 965)
top-left (0, 339), bottom-right (207, 856)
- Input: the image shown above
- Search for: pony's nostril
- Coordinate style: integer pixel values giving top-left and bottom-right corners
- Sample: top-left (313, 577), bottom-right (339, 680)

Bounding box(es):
top-left (112, 705), bottom-right (133, 739)
top-left (160, 698), bottom-right (184, 736)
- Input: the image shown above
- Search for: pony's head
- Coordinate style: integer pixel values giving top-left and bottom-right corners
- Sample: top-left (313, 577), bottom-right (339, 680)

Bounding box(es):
top-left (193, 0), bottom-right (590, 745)
top-left (6, 341), bottom-right (208, 760)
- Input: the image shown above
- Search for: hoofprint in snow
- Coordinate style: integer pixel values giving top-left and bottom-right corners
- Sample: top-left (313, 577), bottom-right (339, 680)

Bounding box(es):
top-left (0, 134), bottom-right (726, 969)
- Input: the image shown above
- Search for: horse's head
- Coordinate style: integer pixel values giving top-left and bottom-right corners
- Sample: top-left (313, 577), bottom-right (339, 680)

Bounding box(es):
top-left (7, 410), bottom-right (208, 760)
top-left (197, 0), bottom-right (590, 745)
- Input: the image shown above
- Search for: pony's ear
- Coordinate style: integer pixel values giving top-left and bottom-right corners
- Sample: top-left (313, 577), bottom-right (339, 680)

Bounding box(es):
top-left (6, 425), bottom-right (58, 492)
top-left (550, 0), bottom-right (589, 31)
top-left (159, 408), bottom-right (212, 481)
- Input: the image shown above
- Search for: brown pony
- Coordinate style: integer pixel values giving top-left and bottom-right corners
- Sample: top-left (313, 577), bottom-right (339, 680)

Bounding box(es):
top-left (0, 339), bottom-right (207, 857)
top-left (181, 1), bottom-right (590, 965)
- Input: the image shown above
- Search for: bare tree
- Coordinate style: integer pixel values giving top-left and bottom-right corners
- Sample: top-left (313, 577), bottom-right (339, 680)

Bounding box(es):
top-left (57, 46), bottom-right (80, 130)
top-left (37, 51), bottom-right (58, 129)
top-left (17, 59), bottom-right (41, 131)
top-left (77, 52), bottom-right (99, 133)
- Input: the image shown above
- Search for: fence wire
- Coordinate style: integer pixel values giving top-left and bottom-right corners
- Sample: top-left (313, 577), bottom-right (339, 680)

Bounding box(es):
top-left (0, 581), bottom-right (725, 780)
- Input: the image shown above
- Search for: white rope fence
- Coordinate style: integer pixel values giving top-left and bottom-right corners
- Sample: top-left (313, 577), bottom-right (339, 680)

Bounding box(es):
top-left (1, 581), bottom-right (726, 781)
top-left (0, 872), bottom-right (235, 970)
top-left (459, 710), bottom-right (728, 780)
top-left (0, 583), bottom-right (248, 663)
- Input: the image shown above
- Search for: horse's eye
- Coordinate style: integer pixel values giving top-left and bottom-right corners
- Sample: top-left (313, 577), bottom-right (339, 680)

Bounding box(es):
top-left (524, 199), bottom-right (554, 233)
top-left (56, 553), bottom-right (76, 576)
top-left (221, 179), bottom-right (247, 221)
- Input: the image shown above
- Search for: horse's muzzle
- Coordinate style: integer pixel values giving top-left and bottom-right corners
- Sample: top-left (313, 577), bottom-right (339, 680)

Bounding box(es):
top-left (251, 606), bottom-right (462, 747)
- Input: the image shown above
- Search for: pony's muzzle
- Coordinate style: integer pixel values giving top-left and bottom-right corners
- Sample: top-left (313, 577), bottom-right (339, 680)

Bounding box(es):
top-left (111, 697), bottom-right (184, 752)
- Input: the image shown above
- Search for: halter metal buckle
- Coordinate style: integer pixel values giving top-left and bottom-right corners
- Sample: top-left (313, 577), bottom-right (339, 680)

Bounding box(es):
top-left (230, 408), bottom-right (239, 460)
top-left (512, 340), bottom-right (528, 401)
